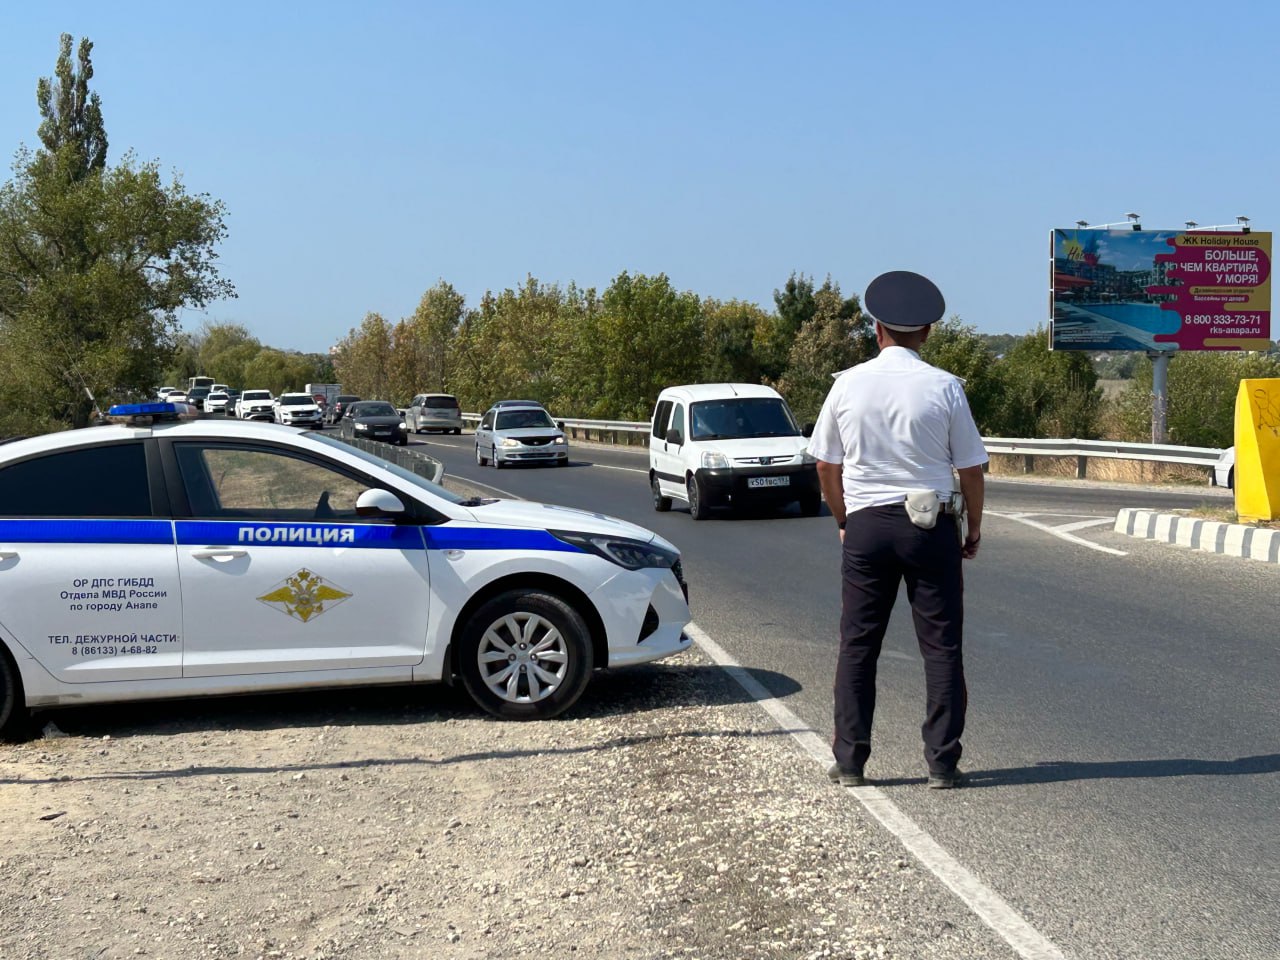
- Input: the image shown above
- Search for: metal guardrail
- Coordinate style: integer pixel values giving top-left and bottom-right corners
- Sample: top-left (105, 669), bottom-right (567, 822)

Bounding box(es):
top-left (461, 413), bottom-right (1227, 475)
top-left (331, 434), bottom-right (445, 484)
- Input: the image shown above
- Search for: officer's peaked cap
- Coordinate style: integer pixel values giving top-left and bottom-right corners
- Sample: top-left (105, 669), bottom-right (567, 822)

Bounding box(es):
top-left (864, 271), bottom-right (945, 332)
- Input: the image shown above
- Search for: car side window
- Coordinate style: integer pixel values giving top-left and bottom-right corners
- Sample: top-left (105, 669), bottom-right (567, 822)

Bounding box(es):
top-left (0, 442), bottom-right (152, 517)
top-left (174, 444), bottom-right (368, 521)
top-left (669, 404), bottom-right (685, 443)
top-left (652, 400), bottom-right (672, 439)
top-left (481, 411), bottom-right (494, 429)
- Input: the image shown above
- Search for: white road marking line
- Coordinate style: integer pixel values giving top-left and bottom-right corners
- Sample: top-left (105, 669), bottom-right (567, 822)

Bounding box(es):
top-left (582, 462), bottom-right (647, 474)
top-left (988, 510), bottom-right (1127, 556)
top-left (1052, 518), bottom-right (1115, 534)
top-left (685, 622), bottom-right (1070, 960)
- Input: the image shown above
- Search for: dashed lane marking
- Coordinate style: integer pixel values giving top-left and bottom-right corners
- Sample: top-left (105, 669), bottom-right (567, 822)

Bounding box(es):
top-left (687, 622), bottom-right (1071, 960)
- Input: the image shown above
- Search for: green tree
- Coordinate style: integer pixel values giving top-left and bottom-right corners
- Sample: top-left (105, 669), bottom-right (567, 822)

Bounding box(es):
top-left (332, 312), bottom-right (394, 400)
top-left (774, 280), bottom-right (872, 422)
top-left (1110, 351), bottom-right (1280, 446)
top-left (0, 34), bottom-right (234, 431)
top-left (596, 272), bottom-right (703, 420)
top-left (989, 327), bottom-right (1102, 438)
top-left (758, 273), bottom-right (817, 381)
top-left (920, 318), bottom-right (1000, 433)
top-left (388, 280), bottom-right (466, 403)
top-left (702, 299), bottom-right (767, 384)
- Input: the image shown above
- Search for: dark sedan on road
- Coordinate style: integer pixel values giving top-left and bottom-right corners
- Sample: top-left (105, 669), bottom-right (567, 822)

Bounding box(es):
top-left (339, 400), bottom-right (409, 445)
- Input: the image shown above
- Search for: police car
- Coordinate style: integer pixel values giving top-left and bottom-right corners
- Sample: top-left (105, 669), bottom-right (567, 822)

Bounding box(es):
top-left (0, 403), bottom-right (691, 736)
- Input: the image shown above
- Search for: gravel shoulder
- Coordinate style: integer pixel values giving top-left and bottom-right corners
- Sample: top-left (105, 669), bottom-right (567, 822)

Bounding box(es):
top-left (1, 646), bottom-right (1015, 960)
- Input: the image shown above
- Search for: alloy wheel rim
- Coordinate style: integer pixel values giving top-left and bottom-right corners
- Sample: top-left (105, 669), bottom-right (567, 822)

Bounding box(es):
top-left (477, 612), bottom-right (569, 703)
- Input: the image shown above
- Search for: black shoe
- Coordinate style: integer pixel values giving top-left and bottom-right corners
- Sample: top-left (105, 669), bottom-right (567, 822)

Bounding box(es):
top-left (927, 768), bottom-right (964, 790)
top-left (827, 762), bottom-right (868, 787)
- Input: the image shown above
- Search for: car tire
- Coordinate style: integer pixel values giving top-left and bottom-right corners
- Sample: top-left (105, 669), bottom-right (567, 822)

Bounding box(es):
top-left (799, 492), bottom-right (822, 517)
top-left (458, 589), bottom-right (593, 720)
top-left (453, 428), bottom-right (462, 436)
top-left (651, 475), bottom-right (672, 512)
top-left (687, 475), bottom-right (710, 520)
top-left (475, 444), bottom-right (487, 466)
top-left (0, 650), bottom-right (28, 742)
top-left (556, 457), bottom-right (568, 467)
top-left (492, 450), bottom-right (503, 469)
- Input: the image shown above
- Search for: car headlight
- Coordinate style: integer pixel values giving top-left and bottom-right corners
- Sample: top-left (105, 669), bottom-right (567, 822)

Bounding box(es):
top-left (355, 422), bottom-right (369, 431)
top-left (397, 421), bottom-right (407, 430)
top-left (801, 451), bottom-right (817, 464)
top-left (500, 437), bottom-right (521, 447)
top-left (701, 451), bottom-right (730, 470)
top-left (552, 436), bottom-right (566, 445)
top-left (549, 530), bottom-right (679, 570)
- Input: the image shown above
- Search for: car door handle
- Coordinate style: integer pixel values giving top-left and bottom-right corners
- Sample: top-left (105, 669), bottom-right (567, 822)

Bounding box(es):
top-left (0, 550), bottom-right (17, 560)
top-left (191, 547), bottom-right (248, 561)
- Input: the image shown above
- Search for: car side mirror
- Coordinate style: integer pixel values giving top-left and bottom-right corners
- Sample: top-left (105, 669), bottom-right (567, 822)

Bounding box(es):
top-left (802, 422), bottom-right (815, 438)
top-left (356, 488), bottom-right (405, 518)
top-left (556, 420), bottom-right (565, 431)
top-left (665, 427), bottom-right (682, 445)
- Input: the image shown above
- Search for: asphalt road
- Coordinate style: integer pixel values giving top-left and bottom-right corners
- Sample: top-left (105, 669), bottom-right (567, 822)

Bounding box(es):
top-left (409, 432), bottom-right (1278, 960)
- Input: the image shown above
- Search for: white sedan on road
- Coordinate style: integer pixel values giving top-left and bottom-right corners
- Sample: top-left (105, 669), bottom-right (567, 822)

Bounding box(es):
top-left (0, 403), bottom-right (691, 736)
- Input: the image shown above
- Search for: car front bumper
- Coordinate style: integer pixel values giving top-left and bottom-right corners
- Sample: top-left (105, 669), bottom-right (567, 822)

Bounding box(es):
top-left (695, 463), bottom-right (819, 505)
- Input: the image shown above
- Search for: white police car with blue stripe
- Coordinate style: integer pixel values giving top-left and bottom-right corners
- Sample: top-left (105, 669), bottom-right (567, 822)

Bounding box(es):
top-left (0, 403), bottom-right (691, 735)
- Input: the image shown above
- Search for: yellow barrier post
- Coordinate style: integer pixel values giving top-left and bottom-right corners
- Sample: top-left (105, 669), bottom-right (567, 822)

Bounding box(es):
top-left (1234, 378), bottom-right (1280, 522)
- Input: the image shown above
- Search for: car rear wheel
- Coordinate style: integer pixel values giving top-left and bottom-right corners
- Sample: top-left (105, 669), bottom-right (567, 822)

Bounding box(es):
top-left (458, 590), bottom-right (593, 720)
top-left (453, 428), bottom-right (462, 435)
top-left (651, 475), bottom-right (672, 512)
top-left (687, 475), bottom-right (709, 520)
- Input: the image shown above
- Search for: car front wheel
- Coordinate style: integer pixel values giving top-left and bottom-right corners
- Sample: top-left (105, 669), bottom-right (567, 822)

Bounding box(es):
top-left (0, 651), bottom-right (27, 742)
top-left (687, 474), bottom-right (710, 520)
top-left (458, 590), bottom-right (593, 720)
top-left (475, 444), bottom-right (487, 466)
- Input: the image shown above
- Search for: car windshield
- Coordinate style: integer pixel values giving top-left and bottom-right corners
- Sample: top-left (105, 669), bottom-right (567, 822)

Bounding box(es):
top-left (309, 434), bottom-right (465, 504)
top-left (689, 397), bottom-right (800, 440)
top-left (280, 395), bottom-right (312, 405)
top-left (356, 402), bottom-right (397, 416)
top-left (496, 409), bottom-right (555, 430)
top-left (208, 393), bottom-right (228, 400)
top-left (243, 391), bottom-right (270, 400)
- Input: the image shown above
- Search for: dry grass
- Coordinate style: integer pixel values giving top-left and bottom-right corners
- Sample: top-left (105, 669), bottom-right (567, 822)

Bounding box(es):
top-left (987, 453), bottom-right (1212, 485)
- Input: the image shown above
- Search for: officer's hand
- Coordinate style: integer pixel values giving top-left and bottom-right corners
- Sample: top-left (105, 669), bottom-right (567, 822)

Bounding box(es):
top-left (962, 534), bottom-right (981, 559)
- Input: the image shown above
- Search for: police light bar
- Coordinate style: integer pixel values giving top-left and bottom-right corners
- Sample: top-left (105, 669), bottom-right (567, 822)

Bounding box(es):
top-left (105, 401), bottom-right (200, 425)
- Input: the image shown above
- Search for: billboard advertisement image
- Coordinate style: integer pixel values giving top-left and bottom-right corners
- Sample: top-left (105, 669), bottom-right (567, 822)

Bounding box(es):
top-left (1051, 229), bottom-right (1272, 351)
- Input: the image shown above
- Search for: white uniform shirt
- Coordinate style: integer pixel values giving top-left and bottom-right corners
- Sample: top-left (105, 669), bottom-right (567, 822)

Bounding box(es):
top-left (808, 346), bottom-right (988, 514)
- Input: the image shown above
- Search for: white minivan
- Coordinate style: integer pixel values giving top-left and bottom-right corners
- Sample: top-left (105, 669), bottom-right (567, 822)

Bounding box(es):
top-left (647, 383), bottom-right (820, 520)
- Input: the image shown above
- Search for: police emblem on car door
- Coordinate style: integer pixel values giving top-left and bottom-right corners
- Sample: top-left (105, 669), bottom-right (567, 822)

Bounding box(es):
top-left (168, 441), bottom-right (431, 677)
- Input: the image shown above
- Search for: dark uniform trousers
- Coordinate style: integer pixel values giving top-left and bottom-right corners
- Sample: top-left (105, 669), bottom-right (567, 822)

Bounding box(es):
top-left (835, 503), bottom-right (967, 775)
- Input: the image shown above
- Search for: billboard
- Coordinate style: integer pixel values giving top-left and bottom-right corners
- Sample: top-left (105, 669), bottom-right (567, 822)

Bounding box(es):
top-left (1050, 229), bottom-right (1272, 351)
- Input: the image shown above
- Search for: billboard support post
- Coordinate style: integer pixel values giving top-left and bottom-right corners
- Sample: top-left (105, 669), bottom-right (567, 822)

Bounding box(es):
top-left (1149, 351), bottom-right (1170, 444)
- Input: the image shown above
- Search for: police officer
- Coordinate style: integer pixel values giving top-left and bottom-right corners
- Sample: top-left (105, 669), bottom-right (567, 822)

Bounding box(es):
top-left (808, 271), bottom-right (988, 790)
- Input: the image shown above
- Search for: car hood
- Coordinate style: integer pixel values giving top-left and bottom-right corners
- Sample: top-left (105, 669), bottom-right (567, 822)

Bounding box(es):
top-left (493, 426), bottom-right (564, 439)
top-left (459, 499), bottom-right (672, 549)
top-left (693, 435), bottom-right (809, 458)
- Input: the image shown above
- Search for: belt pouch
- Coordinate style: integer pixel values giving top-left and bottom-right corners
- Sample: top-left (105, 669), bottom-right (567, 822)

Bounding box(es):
top-left (903, 490), bottom-right (940, 529)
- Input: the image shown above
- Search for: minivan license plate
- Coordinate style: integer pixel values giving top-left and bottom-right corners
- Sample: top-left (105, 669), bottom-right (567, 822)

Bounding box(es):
top-left (747, 476), bottom-right (789, 488)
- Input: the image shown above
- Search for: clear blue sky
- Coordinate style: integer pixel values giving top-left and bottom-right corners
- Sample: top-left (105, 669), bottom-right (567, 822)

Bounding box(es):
top-left (3, 1), bottom-right (1277, 354)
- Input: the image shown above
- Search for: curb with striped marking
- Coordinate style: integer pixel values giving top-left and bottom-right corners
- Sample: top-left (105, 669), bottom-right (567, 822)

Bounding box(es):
top-left (1115, 509), bottom-right (1280, 564)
